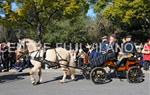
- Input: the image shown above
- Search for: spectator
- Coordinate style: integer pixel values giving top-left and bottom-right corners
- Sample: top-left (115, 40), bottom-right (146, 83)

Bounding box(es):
top-left (142, 38), bottom-right (150, 70)
top-left (0, 43), bottom-right (2, 72)
top-left (8, 42), bottom-right (17, 69)
top-left (1, 42), bottom-right (9, 72)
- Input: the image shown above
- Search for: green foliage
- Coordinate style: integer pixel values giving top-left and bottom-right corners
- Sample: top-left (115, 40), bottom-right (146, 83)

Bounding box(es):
top-left (84, 15), bottom-right (117, 42)
top-left (43, 16), bottom-right (90, 43)
top-left (94, 0), bottom-right (108, 12)
top-left (0, 0), bottom-right (89, 43)
top-left (94, 0), bottom-right (150, 31)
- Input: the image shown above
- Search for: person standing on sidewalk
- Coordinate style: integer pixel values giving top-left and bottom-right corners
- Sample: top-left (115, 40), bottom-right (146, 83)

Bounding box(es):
top-left (1, 42), bottom-right (9, 72)
top-left (0, 43), bottom-right (2, 72)
top-left (142, 38), bottom-right (150, 70)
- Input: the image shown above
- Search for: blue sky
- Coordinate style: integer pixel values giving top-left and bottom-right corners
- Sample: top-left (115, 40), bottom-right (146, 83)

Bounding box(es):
top-left (86, 6), bottom-right (96, 18)
top-left (1, 3), bottom-right (96, 18)
top-left (0, 2), bottom-right (18, 18)
top-left (11, 2), bottom-right (18, 11)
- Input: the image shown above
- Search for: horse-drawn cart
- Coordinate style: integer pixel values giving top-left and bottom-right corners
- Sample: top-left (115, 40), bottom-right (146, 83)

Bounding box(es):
top-left (15, 39), bottom-right (144, 85)
top-left (78, 53), bottom-right (144, 84)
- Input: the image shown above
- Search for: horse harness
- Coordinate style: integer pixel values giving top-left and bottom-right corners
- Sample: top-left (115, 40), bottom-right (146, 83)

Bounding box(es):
top-left (30, 48), bottom-right (69, 69)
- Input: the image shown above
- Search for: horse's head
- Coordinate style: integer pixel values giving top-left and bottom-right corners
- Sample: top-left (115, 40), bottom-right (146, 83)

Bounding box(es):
top-left (18, 38), bottom-right (40, 53)
top-left (18, 39), bottom-right (28, 50)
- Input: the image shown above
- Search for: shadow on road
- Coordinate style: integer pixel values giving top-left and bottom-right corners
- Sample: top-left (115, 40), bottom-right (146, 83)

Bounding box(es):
top-left (0, 72), bottom-right (29, 83)
top-left (41, 74), bottom-right (85, 84)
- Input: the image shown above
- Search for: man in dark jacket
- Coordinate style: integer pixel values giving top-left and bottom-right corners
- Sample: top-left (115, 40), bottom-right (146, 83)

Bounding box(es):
top-left (107, 34), bottom-right (119, 60)
top-left (100, 36), bottom-right (108, 54)
top-left (1, 43), bottom-right (9, 72)
top-left (117, 35), bottom-right (137, 66)
top-left (122, 35), bottom-right (137, 54)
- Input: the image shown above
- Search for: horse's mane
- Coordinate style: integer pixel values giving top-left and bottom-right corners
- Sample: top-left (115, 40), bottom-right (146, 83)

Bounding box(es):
top-left (21, 38), bottom-right (38, 45)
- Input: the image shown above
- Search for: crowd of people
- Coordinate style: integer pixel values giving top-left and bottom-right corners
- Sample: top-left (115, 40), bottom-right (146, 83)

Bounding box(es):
top-left (0, 42), bottom-right (10, 72)
top-left (0, 42), bottom-right (31, 72)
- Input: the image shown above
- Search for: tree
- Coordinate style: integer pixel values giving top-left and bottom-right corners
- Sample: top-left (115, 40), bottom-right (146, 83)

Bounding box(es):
top-left (84, 14), bottom-right (118, 42)
top-left (0, 0), bottom-right (89, 42)
top-left (43, 15), bottom-right (91, 43)
top-left (93, 0), bottom-right (150, 31)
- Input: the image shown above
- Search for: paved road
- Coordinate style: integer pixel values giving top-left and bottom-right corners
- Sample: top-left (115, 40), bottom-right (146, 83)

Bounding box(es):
top-left (0, 69), bottom-right (149, 95)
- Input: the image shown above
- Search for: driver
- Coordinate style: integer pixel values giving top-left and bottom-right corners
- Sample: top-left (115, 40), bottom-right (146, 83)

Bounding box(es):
top-left (117, 35), bottom-right (137, 66)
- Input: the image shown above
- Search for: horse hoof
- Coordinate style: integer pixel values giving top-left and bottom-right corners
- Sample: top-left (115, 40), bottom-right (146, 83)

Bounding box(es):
top-left (59, 80), bottom-right (65, 83)
top-left (72, 78), bottom-right (78, 81)
top-left (32, 82), bottom-right (37, 86)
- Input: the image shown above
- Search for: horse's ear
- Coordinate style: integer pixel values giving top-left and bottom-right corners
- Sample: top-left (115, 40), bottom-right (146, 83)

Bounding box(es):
top-left (85, 43), bottom-right (89, 48)
top-left (86, 43), bottom-right (91, 49)
top-left (79, 49), bottom-right (83, 53)
top-left (18, 39), bottom-right (21, 43)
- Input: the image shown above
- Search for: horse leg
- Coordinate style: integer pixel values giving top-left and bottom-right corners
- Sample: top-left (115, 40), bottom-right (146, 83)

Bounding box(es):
top-left (30, 60), bottom-right (41, 85)
top-left (71, 73), bottom-right (75, 80)
top-left (60, 68), bottom-right (67, 83)
top-left (67, 67), bottom-right (75, 80)
top-left (37, 68), bottom-right (42, 84)
top-left (30, 67), bottom-right (36, 85)
top-left (69, 62), bottom-right (76, 80)
top-left (69, 51), bottom-right (76, 81)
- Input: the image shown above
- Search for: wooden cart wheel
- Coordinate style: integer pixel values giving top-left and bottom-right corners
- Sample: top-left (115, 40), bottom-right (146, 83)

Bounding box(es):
top-left (127, 66), bottom-right (144, 83)
top-left (90, 67), bottom-right (107, 84)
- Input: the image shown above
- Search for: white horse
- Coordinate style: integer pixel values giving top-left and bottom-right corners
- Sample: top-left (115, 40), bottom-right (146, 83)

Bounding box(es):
top-left (18, 38), bottom-right (76, 85)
